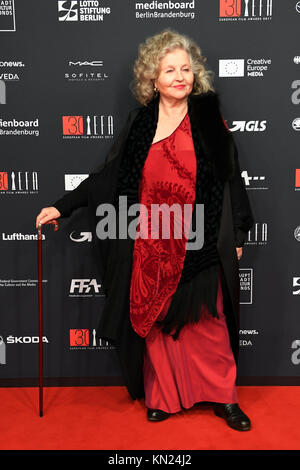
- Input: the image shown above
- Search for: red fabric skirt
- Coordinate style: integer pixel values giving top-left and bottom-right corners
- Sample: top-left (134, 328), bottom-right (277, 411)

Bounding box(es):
top-left (143, 270), bottom-right (238, 413)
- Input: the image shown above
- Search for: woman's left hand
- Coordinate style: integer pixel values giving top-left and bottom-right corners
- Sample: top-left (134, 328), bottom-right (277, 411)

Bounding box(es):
top-left (236, 247), bottom-right (243, 261)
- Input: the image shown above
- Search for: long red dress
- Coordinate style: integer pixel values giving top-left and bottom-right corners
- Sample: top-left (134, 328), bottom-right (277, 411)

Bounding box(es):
top-left (130, 112), bottom-right (238, 414)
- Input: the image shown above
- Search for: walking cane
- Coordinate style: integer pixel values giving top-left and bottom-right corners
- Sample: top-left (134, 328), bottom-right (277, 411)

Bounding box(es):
top-left (37, 220), bottom-right (59, 417)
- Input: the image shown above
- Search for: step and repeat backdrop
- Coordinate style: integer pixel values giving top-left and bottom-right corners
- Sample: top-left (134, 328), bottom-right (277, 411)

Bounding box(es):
top-left (0, 0), bottom-right (299, 386)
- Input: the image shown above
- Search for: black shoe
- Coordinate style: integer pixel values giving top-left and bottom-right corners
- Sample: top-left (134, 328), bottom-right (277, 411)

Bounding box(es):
top-left (147, 408), bottom-right (170, 422)
top-left (213, 403), bottom-right (251, 431)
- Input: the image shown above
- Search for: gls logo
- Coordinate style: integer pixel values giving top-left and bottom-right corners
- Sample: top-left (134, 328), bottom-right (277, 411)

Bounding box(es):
top-left (227, 120), bottom-right (267, 132)
top-left (70, 279), bottom-right (102, 294)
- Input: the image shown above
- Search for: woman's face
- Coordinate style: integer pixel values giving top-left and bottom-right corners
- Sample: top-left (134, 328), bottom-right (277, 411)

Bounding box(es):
top-left (154, 48), bottom-right (194, 101)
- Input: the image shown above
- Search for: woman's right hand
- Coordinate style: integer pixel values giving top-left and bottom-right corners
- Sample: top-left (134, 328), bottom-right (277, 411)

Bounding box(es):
top-left (35, 207), bottom-right (61, 229)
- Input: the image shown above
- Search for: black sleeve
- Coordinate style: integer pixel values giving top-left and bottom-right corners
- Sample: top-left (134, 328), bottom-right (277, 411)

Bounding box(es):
top-left (52, 173), bottom-right (96, 218)
top-left (228, 137), bottom-right (255, 247)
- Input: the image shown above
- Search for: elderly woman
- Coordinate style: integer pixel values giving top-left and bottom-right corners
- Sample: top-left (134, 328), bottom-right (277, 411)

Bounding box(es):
top-left (36, 29), bottom-right (254, 431)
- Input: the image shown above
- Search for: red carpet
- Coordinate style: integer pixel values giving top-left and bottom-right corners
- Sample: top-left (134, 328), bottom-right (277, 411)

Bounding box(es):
top-left (0, 386), bottom-right (299, 450)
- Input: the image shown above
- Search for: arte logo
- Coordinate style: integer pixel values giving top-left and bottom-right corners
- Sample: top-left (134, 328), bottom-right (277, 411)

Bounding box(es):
top-left (58, 1), bottom-right (111, 23)
top-left (241, 170), bottom-right (268, 190)
top-left (219, 0), bottom-right (273, 21)
top-left (62, 115), bottom-right (113, 139)
top-left (0, 171), bottom-right (38, 193)
top-left (295, 169), bottom-right (300, 190)
top-left (0, 0), bottom-right (16, 32)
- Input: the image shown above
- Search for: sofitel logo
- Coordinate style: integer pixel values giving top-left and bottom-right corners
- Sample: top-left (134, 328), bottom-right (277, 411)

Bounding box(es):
top-left (62, 115), bottom-right (113, 139)
top-left (66, 60), bottom-right (109, 81)
top-left (219, 0), bottom-right (273, 21)
top-left (0, 171), bottom-right (38, 194)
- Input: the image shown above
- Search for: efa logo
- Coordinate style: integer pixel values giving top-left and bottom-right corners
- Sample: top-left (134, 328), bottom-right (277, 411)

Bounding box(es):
top-left (295, 169), bottom-right (300, 188)
top-left (62, 116), bottom-right (83, 135)
top-left (70, 329), bottom-right (89, 347)
top-left (70, 279), bottom-right (102, 294)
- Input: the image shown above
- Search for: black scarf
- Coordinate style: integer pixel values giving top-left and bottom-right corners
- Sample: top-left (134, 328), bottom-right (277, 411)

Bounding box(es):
top-left (113, 91), bottom-right (231, 340)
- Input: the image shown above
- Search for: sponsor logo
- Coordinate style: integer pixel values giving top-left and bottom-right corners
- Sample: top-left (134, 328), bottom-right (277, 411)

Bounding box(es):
top-left (134, 0), bottom-right (195, 20)
top-left (292, 118), bottom-right (300, 131)
top-left (0, 171), bottom-right (38, 193)
top-left (219, 0), bottom-right (273, 21)
top-left (239, 268), bottom-right (253, 304)
top-left (0, 336), bottom-right (6, 364)
top-left (246, 222), bottom-right (267, 245)
top-left (295, 169), bottom-right (300, 190)
top-left (58, 1), bottom-right (111, 23)
top-left (293, 277), bottom-right (300, 295)
top-left (66, 60), bottom-right (109, 82)
top-left (294, 226), bottom-right (300, 242)
top-left (291, 340), bottom-right (300, 365)
top-left (0, 278), bottom-right (46, 287)
top-left (227, 120), bottom-right (267, 132)
top-left (64, 174), bottom-right (89, 190)
top-left (239, 329), bottom-right (258, 348)
top-left (0, 79), bottom-right (5, 103)
top-left (0, 0), bottom-right (16, 32)
top-left (69, 328), bottom-right (115, 350)
top-left (219, 58), bottom-right (271, 78)
top-left (5, 335), bottom-right (49, 343)
top-left (242, 170), bottom-right (268, 190)
top-left (70, 231), bottom-right (92, 242)
top-left (69, 279), bottom-right (106, 297)
top-left (2, 232), bottom-right (45, 241)
top-left (62, 115), bottom-right (113, 139)
top-left (0, 118), bottom-right (39, 136)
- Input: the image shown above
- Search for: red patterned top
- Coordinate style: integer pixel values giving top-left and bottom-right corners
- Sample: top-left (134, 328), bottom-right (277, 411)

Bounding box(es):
top-left (129, 112), bottom-right (197, 337)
